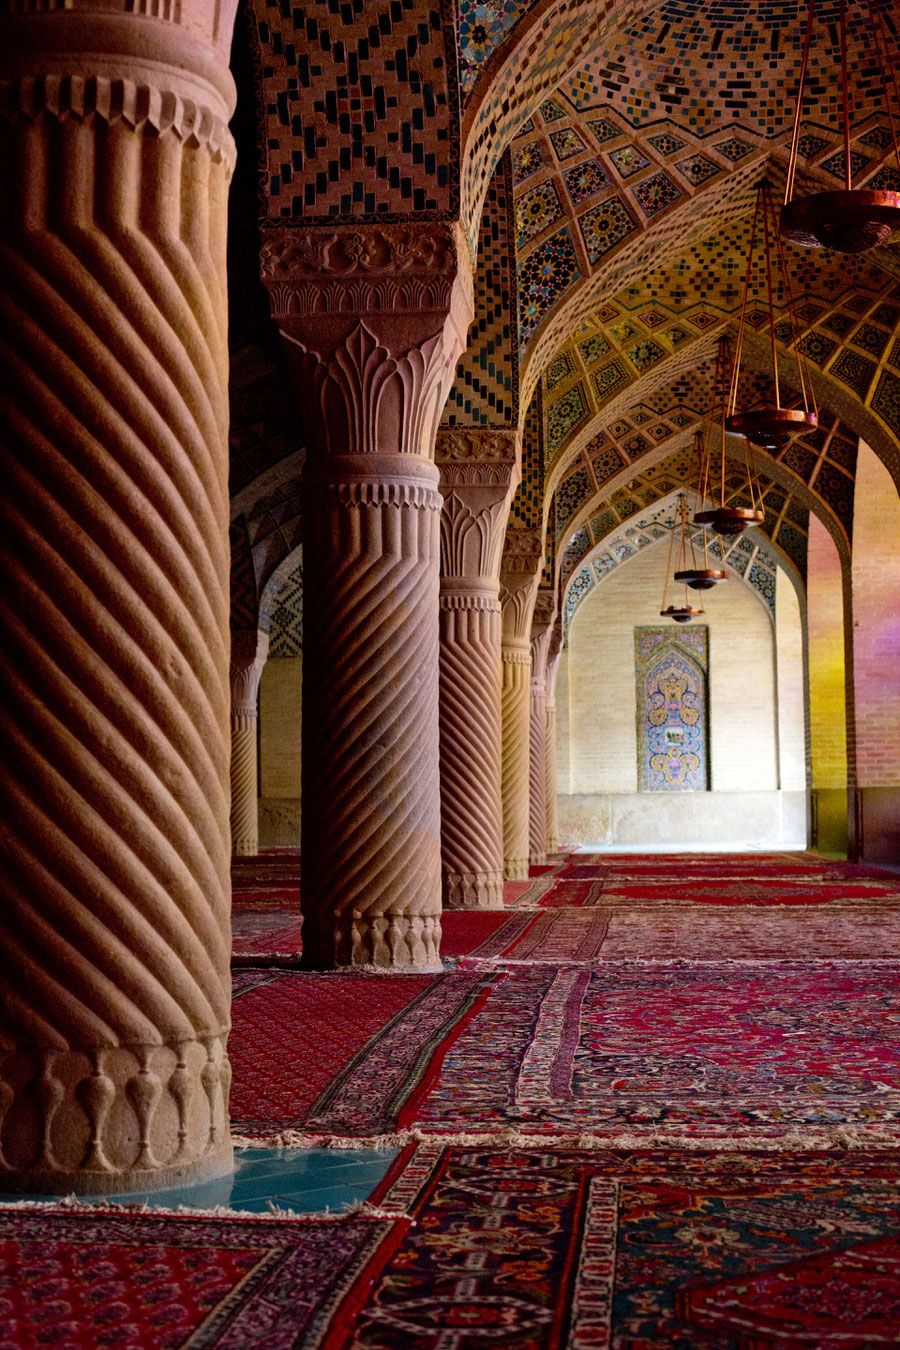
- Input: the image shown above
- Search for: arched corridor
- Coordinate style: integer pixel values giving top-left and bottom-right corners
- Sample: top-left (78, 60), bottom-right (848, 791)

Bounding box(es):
top-left (3, 0), bottom-right (900, 1338)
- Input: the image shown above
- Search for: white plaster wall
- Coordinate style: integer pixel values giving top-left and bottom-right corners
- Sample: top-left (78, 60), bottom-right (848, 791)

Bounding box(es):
top-left (565, 540), bottom-right (779, 798)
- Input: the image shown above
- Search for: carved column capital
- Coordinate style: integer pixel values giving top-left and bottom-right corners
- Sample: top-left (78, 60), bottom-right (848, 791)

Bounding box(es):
top-left (230, 630), bottom-right (269, 720)
top-left (500, 529), bottom-right (544, 649)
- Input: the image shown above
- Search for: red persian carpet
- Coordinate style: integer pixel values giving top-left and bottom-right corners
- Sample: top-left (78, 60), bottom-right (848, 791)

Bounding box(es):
top-left (229, 969), bottom-right (491, 1135)
top-left (411, 961), bottom-right (900, 1141)
top-left (13, 1147), bottom-right (900, 1347)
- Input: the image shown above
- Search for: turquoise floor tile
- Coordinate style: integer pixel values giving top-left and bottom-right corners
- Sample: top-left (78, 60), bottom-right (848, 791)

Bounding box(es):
top-left (0, 1147), bottom-right (400, 1216)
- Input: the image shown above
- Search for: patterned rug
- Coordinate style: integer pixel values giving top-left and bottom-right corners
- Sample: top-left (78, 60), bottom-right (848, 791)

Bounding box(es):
top-left (6, 1149), bottom-right (900, 1347)
top-left (229, 969), bottom-right (491, 1135)
top-left (512, 852), bottom-right (900, 908)
top-left (0, 1204), bottom-right (403, 1349)
top-left (232, 907), bottom-right (304, 959)
top-left (411, 962), bottom-right (900, 1141)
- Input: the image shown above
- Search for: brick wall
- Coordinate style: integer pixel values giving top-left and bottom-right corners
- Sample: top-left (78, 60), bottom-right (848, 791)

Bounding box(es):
top-left (851, 441), bottom-right (900, 789)
top-left (260, 656), bottom-right (302, 799)
top-left (806, 515), bottom-right (847, 789)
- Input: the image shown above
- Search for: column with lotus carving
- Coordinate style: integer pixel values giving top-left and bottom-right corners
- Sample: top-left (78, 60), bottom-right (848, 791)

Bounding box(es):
top-left (0, 0), bottom-right (239, 1191)
top-left (261, 225), bottom-right (473, 967)
top-left (499, 530), bottom-right (543, 880)
top-left (436, 430), bottom-right (518, 909)
top-left (230, 630), bottom-right (269, 857)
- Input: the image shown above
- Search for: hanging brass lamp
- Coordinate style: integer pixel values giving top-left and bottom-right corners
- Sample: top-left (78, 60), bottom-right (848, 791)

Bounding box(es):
top-left (694, 336), bottom-right (765, 536)
top-left (781, 0), bottom-right (900, 253)
top-left (660, 494), bottom-right (706, 622)
top-left (674, 432), bottom-right (729, 588)
top-left (724, 181), bottom-right (818, 452)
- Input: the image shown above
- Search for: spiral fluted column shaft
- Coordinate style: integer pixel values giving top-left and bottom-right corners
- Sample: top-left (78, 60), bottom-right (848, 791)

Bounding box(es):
top-left (501, 643), bottom-right (532, 880)
top-left (529, 680), bottom-right (548, 866)
top-left (301, 458), bottom-right (443, 968)
top-left (230, 630), bottom-right (268, 858)
top-left (0, 6), bottom-right (238, 1192)
top-left (546, 701), bottom-right (559, 854)
top-left (439, 593), bottom-right (504, 908)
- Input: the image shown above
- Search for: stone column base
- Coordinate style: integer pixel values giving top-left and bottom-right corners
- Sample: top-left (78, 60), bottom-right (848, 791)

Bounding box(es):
top-left (443, 869), bottom-right (504, 909)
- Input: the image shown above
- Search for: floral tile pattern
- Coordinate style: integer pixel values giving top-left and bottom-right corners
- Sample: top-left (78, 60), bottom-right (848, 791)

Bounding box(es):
top-left (797, 331), bottom-right (838, 365)
top-left (851, 323), bottom-right (889, 358)
top-left (821, 149), bottom-right (871, 180)
top-left (831, 348), bottom-right (877, 398)
top-left (546, 351), bottom-right (575, 389)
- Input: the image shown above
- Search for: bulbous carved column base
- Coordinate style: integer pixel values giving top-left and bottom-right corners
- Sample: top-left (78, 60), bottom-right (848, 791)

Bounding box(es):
top-left (0, 1037), bottom-right (232, 1195)
top-left (301, 913), bottom-right (442, 971)
top-left (443, 869), bottom-right (504, 909)
top-left (504, 857), bottom-right (530, 882)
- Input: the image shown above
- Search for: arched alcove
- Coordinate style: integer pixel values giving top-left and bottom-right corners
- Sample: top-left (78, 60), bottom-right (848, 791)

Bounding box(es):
top-left (558, 537), bottom-right (806, 849)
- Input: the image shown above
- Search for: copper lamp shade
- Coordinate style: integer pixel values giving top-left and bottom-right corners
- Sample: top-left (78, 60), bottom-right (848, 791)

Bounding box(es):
top-left (673, 568), bottom-right (728, 590)
top-left (725, 407), bottom-right (819, 450)
top-left (694, 506), bottom-right (765, 536)
top-left (660, 604), bottom-right (704, 624)
top-left (781, 190), bottom-right (900, 254)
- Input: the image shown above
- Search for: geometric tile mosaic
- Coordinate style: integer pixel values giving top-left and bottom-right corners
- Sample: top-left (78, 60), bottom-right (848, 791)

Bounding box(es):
top-left (540, 98), bottom-right (566, 123)
top-left (547, 383), bottom-right (589, 460)
top-left (563, 158), bottom-right (609, 204)
top-left (867, 165), bottom-right (900, 189)
top-left (812, 460), bottom-right (855, 536)
top-left (610, 145), bottom-right (649, 178)
top-left (516, 180), bottom-right (564, 248)
top-left (267, 561), bottom-right (303, 657)
top-left (546, 350), bottom-right (576, 389)
top-left (871, 369), bottom-right (900, 443)
top-left (675, 154), bottom-right (719, 186)
top-left (851, 322), bottom-right (889, 358)
top-left (550, 127), bottom-right (587, 161)
top-left (632, 171), bottom-right (682, 216)
top-left (797, 331), bottom-right (838, 365)
top-left (831, 348), bottom-right (877, 398)
top-left (517, 227), bottom-right (580, 348)
top-left (561, 527), bottom-right (590, 579)
top-left (587, 118), bottom-right (622, 144)
top-left (579, 197), bottom-right (636, 263)
top-left (513, 140), bottom-right (545, 183)
top-left (821, 149), bottom-right (870, 180)
top-left (579, 333), bottom-right (611, 364)
top-left (648, 132), bottom-right (686, 156)
top-left (556, 464), bottom-right (592, 530)
top-left (626, 339), bottom-right (666, 373)
top-left (592, 359), bottom-right (631, 402)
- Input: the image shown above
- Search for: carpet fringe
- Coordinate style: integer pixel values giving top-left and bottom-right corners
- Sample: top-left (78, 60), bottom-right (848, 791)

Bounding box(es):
top-left (0, 1195), bottom-right (392, 1221)
top-left (232, 1124), bottom-right (900, 1153)
top-left (459, 955), bottom-right (900, 968)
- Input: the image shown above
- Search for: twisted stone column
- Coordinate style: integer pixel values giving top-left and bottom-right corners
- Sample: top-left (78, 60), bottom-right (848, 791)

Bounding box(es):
top-left (230, 630), bottom-right (269, 857)
top-left (545, 626), bottom-right (563, 855)
top-left (500, 530), bottom-right (543, 880)
top-left (436, 430), bottom-right (519, 909)
top-left (262, 230), bottom-right (473, 968)
top-left (0, 0), bottom-right (238, 1191)
top-left (529, 590), bottom-right (555, 866)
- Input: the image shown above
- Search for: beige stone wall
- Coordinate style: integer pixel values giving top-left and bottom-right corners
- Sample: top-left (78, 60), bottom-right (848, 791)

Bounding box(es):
top-left (565, 541), bottom-right (780, 798)
top-left (806, 516), bottom-right (847, 790)
top-left (775, 571), bottom-right (807, 792)
top-left (555, 650), bottom-right (571, 793)
top-left (259, 658), bottom-right (302, 846)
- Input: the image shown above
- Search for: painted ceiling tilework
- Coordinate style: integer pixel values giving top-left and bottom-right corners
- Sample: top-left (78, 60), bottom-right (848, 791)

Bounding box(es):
top-left (515, 180), bottom-right (564, 248)
top-left (266, 561), bottom-right (304, 656)
top-left (547, 382), bottom-right (590, 461)
top-left (251, 0), bottom-right (458, 223)
top-left (229, 517), bottom-right (258, 631)
top-left (557, 3), bottom-right (898, 138)
top-left (509, 387), bottom-right (544, 528)
top-left (443, 150), bottom-right (519, 428)
top-left (517, 226), bottom-right (581, 350)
